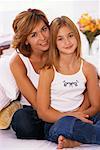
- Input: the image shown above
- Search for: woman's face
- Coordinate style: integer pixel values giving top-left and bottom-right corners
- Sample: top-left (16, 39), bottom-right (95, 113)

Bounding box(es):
top-left (26, 20), bottom-right (50, 54)
top-left (56, 25), bottom-right (77, 55)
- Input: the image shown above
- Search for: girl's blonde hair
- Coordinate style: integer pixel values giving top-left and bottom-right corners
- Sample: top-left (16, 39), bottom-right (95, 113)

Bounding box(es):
top-left (48, 16), bottom-right (81, 69)
top-left (12, 9), bottom-right (49, 57)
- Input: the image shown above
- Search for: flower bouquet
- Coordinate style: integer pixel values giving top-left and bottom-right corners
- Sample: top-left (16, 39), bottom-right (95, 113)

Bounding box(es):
top-left (78, 13), bottom-right (100, 54)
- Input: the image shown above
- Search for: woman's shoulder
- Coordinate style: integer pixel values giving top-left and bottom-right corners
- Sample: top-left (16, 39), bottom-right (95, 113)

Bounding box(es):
top-left (9, 52), bottom-right (27, 73)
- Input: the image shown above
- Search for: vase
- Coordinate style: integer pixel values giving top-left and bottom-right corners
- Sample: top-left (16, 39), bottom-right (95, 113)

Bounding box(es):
top-left (88, 38), bottom-right (99, 55)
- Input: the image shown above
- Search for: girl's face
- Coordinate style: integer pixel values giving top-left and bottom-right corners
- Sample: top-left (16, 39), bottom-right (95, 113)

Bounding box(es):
top-left (26, 20), bottom-right (50, 54)
top-left (56, 26), bottom-right (77, 55)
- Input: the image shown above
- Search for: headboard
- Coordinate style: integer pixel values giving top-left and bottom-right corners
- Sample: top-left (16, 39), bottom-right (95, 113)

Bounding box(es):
top-left (0, 44), bottom-right (10, 55)
top-left (0, 35), bottom-right (12, 55)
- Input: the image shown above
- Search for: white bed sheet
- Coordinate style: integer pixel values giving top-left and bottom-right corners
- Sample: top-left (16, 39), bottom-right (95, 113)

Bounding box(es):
top-left (0, 129), bottom-right (100, 150)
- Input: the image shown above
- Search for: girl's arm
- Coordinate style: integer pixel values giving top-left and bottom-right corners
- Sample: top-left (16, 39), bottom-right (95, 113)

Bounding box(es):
top-left (83, 61), bottom-right (100, 117)
top-left (37, 67), bottom-right (92, 123)
top-left (10, 53), bottom-right (37, 109)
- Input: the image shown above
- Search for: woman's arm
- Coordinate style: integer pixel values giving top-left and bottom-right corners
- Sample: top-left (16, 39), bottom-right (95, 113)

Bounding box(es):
top-left (37, 67), bottom-right (92, 123)
top-left (10, 53), bottom-right (37, 109)
top-left (83, 61), bottom-right (100, 117)
top-left (77, 90), bottom-right (90, 112)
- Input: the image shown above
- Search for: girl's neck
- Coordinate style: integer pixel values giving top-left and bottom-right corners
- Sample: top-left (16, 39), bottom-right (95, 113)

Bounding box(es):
top-left (59, 53), bottom-right (78, 67)
top-left (58, 54), bottom-right (81, 75)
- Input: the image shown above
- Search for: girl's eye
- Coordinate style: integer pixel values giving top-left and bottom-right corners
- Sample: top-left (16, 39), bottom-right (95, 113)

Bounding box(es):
top-left (69, 34), bottom-right (74, 38)
top-left (57, 37), bottom-right (63, 41)
top-left (58, 38), bottom-right (62, 41)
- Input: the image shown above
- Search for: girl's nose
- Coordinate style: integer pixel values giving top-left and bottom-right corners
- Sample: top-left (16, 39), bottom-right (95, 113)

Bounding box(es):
top-left (65, 38), bottom-right (71, 45)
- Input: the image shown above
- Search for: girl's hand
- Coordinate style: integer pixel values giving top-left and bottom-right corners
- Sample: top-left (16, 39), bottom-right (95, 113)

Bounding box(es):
top-left (71, 111), bottom-right (93, 124)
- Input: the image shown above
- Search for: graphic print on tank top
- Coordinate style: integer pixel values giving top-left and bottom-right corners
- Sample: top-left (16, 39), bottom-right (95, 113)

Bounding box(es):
top-left (63, 79), bottom-right (79, 87)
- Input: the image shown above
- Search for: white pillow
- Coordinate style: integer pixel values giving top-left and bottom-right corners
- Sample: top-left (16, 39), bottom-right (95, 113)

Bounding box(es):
top-left (0, 56), bottom-right (19, 103)
top-left (0, 84), bottom-right (11, 111)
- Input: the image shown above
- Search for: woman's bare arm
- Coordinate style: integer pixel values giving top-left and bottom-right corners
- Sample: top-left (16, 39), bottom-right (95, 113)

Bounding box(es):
top-left (10, 53), bottom-right (37, 109)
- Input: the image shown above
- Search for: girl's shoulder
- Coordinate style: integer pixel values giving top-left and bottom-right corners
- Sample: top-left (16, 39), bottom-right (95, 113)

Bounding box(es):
top-left (82, 58), bottom-right (96, 70)
top-left (82, 58), bottom-right (97, 77)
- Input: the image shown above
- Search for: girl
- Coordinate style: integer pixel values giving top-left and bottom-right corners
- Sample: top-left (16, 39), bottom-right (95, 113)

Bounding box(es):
top-left (37, 16), bottom-right (100, 149)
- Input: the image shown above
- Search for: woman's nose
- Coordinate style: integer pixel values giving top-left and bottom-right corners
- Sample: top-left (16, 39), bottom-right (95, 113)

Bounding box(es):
top-left (39, 32), bottom-right (45, 40)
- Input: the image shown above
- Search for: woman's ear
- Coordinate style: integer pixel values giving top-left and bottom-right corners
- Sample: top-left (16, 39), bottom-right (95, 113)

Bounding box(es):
top-left (25, 40), bottom-right (28, 45)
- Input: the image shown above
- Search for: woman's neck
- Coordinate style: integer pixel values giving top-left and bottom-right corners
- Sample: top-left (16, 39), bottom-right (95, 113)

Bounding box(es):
top-left (29, 51), bottom-right (48, 63)
top-left (29, 51), bottom-right (48, 74)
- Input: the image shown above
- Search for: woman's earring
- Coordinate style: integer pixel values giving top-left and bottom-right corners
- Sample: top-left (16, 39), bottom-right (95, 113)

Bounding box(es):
top-left (25, 41), bottom-right (28, 45)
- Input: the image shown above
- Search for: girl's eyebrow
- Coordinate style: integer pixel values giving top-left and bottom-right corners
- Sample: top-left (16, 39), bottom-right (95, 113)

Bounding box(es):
top-left (68, 31), bottom-right (74, 34)
top-left (57, 31), bottom-right (74, 37)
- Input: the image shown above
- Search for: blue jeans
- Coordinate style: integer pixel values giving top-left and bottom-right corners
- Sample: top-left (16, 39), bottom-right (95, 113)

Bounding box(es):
top-left (11, 106), bottom-right (45, 139)
top-left (44, 113), bottom-right (100, 144)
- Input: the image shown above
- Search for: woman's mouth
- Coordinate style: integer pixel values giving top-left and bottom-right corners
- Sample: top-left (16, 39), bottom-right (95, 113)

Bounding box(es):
top-left (40, 41), bottom-right (48, 46)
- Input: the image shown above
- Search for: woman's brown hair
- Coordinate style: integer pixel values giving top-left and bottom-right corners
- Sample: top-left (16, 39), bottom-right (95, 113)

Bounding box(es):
top-left (12, 9), bottom-right (49, 57)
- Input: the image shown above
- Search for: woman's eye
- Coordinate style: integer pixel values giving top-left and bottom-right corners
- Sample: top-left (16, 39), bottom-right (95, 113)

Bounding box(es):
top-left (42, 26), bottom-right (48, 31)
top-left (31, 32), bottom-right (37, 37)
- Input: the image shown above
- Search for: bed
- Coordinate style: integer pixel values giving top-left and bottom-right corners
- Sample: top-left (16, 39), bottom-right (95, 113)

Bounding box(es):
top-left (0, 38), bottom-right (100, 150)
top-left (1, 128), bottom-right (100, 150)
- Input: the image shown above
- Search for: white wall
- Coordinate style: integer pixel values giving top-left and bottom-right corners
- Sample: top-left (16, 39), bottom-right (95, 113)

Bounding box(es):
top-left (0, 0), bottom-right (99, 35)
top-left (0, 0), bottom-right (100, 73)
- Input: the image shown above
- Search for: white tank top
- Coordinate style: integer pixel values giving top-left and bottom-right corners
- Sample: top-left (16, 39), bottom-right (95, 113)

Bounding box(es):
top-left (18, 52), bottom-right (39, 105)
top-left (50, 60), bottom-right (86, 112)
top-left (0, 51), bottom-right (39, 106)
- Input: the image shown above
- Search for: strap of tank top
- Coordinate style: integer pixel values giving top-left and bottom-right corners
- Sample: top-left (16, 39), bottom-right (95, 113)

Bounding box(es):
top-left (18, 52), bottom-right (28, 67)
top-left (18, 52), bottom-right (39, 76)
top-left (80, 59), bottom-right (84, 71)
top-left (52, 65), bottom-right (57, 73)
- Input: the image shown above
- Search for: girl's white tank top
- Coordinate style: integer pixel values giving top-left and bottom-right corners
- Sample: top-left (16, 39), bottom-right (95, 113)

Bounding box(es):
top-left (51, 60), bottom-right (86, 112)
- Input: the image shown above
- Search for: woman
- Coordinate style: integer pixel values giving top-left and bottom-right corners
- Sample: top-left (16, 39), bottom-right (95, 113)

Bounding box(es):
top-left (9, 8), bottom-right (50, 139)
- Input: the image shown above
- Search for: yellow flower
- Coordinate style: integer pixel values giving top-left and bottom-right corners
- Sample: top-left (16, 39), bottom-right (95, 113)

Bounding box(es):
top-left (89, 21), bottom-right (97, 32)
top-left (78, 13), bottom-right (92, 26)
top-left (78, 13), bottom-right (100, 50)
top-left (84, 25), bottom-right (91, 31)
top-left (96, 19), bottom-right (100, 30)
